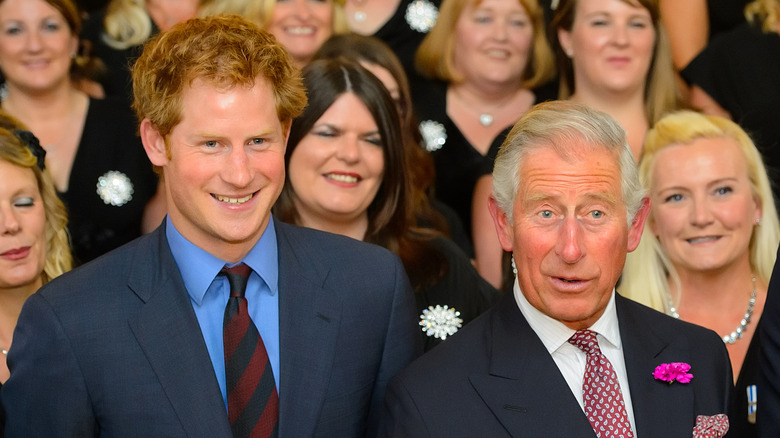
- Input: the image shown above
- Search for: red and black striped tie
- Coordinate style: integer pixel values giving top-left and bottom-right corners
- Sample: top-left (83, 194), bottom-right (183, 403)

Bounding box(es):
top-left (221, 264), bottom-right (279, 438)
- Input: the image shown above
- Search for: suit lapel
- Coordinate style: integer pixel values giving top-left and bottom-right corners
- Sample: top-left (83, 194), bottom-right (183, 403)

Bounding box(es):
top-left (469, 294), bottom-right (596, 437)
top-left (617, 295), bottom-right (694, 436)
top-left (127, 227), bottom-right (231, 438)
top-left (275, 222), bottom-right (342, 436)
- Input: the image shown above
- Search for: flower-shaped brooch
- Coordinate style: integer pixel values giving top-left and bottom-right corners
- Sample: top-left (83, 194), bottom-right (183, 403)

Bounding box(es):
top-left (653, 362), bottom-right (693, 384)
top-left (419, 305), bottom-right (462, 340)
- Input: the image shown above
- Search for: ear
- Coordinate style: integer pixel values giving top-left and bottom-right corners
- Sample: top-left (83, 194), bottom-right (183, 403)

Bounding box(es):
top-left (488, 195), bottom-right (515, 252)
top-left (558, 27), bottom-right (574, 58)
top-left (753, 193), bottom-right (763, 226)
top-left (140, 118), bottom-right (169, 167)
top-left (627, 197), bottom-right (651, 252)
top-left (69, 35), bottom-right (79, 58)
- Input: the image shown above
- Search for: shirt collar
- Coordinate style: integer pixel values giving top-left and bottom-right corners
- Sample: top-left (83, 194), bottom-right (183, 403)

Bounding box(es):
top-left (512, 278), bottom-right (622, 354)
top-left (166, 216), bottom-right (279, 305)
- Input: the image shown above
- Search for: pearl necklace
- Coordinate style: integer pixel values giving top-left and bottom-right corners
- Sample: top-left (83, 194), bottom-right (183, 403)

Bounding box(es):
top-left (670, 275), bottom-right (757, 345)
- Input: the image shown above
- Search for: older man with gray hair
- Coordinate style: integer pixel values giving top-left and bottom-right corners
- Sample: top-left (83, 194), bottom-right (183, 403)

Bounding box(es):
top-left (379, 101), bottom-right (733, 438)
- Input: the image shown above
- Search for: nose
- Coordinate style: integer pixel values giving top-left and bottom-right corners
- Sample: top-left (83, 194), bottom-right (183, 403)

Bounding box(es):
top-left (292, 0), bottom-right (313, 19)
top-left (0, 205), bottom-right (21, 235)
top-left (223, 146), bottom-right (253, 187)
top-left (335, 135), bottom-right (361, 164)
top-left (555, 216), bottom-right (584, 264)
top-left (493, 19), bottom-right (509, 41)
top-left (690, 197), bottom-right (714, 227)
top-left (26, 30), bottom-right (44, 52)
top-left (611, 23), bottom-right (630, 46)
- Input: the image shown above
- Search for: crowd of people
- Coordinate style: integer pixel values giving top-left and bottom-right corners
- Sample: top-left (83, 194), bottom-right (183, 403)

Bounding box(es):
top-left (1, 0), bottom-right (779, 436)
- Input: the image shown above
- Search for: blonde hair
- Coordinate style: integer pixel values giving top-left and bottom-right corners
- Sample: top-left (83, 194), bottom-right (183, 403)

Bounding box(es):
top-left (0, 113), bottom-right (71, 284)
top-left (416, 0), bottom-right (555, 88)
top-left (745, 0), bottom-right (780, 33)
top-left (621, 111), bottom-right (780, 311)
top-left (551, 0), bottom-right (679, 125)
top-left (103, 0), bottom-right (211, 50)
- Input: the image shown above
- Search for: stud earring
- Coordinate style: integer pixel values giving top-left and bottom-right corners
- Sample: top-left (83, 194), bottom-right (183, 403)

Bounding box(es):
top-left (756, 217), bottom-right (762, 226)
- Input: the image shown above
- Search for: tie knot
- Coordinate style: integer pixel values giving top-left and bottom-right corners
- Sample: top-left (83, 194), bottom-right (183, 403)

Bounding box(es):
top-left (568, 329), bottom-right (601, 356)
top-left (220, 263), bottom-right (252, 298)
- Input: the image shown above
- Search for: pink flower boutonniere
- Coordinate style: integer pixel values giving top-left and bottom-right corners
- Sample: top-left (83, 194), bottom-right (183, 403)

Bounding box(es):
top-left (653, 362), bottom-right (693, 384)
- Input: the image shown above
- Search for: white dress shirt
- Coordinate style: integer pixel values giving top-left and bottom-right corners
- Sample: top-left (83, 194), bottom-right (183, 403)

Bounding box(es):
top-left (513, 279), bottom-right (638, 435)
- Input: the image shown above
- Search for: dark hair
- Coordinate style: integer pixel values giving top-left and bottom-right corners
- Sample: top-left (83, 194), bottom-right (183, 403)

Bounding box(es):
top-left (274, 58), bottom-right (447, 290)
top-left (314, 33), bottom-right (450, 236)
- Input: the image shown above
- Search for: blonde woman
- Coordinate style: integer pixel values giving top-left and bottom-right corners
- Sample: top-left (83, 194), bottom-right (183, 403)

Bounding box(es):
top-left (0, 116), bottom-right (71, 383)
top-left (621, 110), bottom-right (779, 437)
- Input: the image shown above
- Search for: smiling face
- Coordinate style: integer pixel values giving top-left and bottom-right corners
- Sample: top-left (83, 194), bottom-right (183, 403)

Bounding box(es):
top-left (0, 159), bottom-right (46, 291)
top-left (491, 141), bottom-right (648, 329)
top-left (558, 0), bottom-right (655, 97)
top-left (452, 0), bottom-right (534, 88)
top-left (267, 0), bottom-right (333, 66)
top-left (0, 0), bottom-right (78, 94)
top-left (649, 137), bottom-right (760, 276)
top-left (287, 92), bottom-right (384, 235)
top-left (145, 0), bottom-right (199, 32)
top-left (141, 76), bottom-right (289, 263)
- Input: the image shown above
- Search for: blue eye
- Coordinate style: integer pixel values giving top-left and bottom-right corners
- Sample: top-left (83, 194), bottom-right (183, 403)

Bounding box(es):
top-left (204, 140), bottom-right (218, 148)
top-left (590, 210), bottom-right (604, 219)
top-left (665, 194), bottom-right (683, 203)
top-left (250, 138), bottom-right (264, 145)
top-left (715, 186), bottom-right (733, 196)
top-left (539, 210), bottom-right (553, 219)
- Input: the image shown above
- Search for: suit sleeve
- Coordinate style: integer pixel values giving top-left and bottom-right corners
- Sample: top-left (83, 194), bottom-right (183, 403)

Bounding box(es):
top-left (378, 376), bottom-right (431, 438)
top-left (3, 293), bottom-right (96, 437)
top-left (366, 257), bottom-right (422, 436)
top-left (758, 246), bottom-right (780, 437)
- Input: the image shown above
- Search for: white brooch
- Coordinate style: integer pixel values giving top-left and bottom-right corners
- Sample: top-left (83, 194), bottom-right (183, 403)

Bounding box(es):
top-left (419, 120), bottom-right (446, 152)
top-left (405, 0), bottom-right (438, 33)
top-left (96, 170), bottom-right (134, 206)
top-left (419, 305), bottom-right (463, 340)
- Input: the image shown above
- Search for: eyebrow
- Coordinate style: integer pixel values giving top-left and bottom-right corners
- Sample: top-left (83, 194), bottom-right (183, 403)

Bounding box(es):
top-left (524, 191), bottom-right (619, 206)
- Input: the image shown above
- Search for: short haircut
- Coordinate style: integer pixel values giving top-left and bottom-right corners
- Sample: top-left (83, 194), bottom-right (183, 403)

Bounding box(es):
top-left (492, 100), bottom-right (644, 224)
top-left (131, 14), bottom-right (307, 139)
top-left (416, 0), bottom-right (555, 88)
top-left (621, 111), bottom-right (780, 311)
top-left (0, 112), bottom-right (71, 283)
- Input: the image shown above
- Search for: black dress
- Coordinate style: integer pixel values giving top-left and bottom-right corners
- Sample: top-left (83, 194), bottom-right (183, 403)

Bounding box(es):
top-left (732, 323), bottom-right (760, 437)
top-left (415, 237), bottom-right (501, 352)
top-left (681, 23), bottom-right (780, 197)
top-left (371, 0), bottom-right (441, 103)
top-left (60, 98), bottom-right (158, 264)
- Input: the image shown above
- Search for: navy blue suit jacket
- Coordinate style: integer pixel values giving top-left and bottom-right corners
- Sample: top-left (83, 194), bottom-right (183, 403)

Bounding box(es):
top-left (2, 219), bottom-right (421, 437)
top-left (379, 292), bottom-right (733, 437)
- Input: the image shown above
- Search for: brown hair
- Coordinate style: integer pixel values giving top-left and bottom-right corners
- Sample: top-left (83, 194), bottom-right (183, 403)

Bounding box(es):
top-left (131, 14), bottom-right (307, 139)
top-left (274, 58), bottom-right (448, 291)
top-left (551, 0), bottom-right (679, 125)
top-left (416, 0), bottom-right (555, 88)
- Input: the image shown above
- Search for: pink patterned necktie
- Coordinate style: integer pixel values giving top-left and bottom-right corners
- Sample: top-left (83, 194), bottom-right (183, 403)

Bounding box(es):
top-left (568, 330), bottom-right (634, 438)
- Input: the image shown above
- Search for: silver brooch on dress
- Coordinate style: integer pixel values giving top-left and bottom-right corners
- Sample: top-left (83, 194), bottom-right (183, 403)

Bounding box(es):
top-left (419, 305), bottom-right (462, 340)
top-left (96, 170), bottom-right (134, 206)
top-left (420, 120), bottom-right (446, 152)
top-left (405, 0), bottom-right (438, 33)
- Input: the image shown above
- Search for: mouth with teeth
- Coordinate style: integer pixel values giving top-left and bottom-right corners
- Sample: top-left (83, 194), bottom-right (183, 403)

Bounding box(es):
top-left (325, 173), bottom-right (360, 184)
top-left (213, 193), bottom-right (254, 204)
top-left (687, 236), bottom-right (720, 244)
top-left (285, 26), bottom-right (315, 35)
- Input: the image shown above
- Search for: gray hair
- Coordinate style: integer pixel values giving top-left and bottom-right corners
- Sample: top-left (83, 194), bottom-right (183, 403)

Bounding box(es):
top-left (492, 101), bottom-right (645, 224)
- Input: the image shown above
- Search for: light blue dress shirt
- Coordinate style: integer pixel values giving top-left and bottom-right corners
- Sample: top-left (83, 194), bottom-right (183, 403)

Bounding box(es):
top-left (166, 216), bottom-right (281, 409)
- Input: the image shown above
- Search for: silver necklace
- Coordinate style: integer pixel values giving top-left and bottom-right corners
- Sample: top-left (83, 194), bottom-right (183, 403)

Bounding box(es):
top-left (670, 275), bottom-right (757, 344)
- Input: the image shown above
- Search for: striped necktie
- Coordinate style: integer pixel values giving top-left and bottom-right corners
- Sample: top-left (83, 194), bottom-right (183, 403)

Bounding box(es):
top-left (221, 264), bottom-right (278, 438)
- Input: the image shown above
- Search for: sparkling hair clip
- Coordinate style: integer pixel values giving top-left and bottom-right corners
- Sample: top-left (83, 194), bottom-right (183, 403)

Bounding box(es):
top-left (14, 129), bottom-right (46, 170)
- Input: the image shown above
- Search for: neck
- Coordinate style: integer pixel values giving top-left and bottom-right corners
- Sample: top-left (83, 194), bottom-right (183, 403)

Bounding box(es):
top-left (0, 280), bottom-right (41, 338)
top-left (450, 80), bottom-right (524, 105)
top-left (297, 212), bottom-right (369, 242)
top-left (569, 84), bottom-right (646, 118)
top-left (3, 82), bottom-right (82, 123)
top-left (673, 258), bottom-right (756, 310)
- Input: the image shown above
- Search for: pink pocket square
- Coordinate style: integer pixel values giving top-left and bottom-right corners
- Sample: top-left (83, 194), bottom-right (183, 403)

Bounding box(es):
top-left (692, 414), bottom-right (729, 438)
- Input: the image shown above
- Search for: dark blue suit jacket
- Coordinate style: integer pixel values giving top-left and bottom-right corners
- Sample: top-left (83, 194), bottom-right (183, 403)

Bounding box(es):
top-left (379, 292), bottom-right (733, 437)
top-left (2, 219), bottom-right (421, 437)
